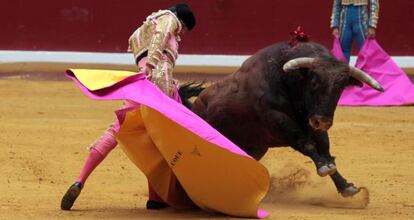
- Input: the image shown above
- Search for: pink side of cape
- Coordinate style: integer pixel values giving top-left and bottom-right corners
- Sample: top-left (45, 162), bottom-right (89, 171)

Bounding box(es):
top-left (332, 38), bottom-right (414, 106)
top-left (331, 37), bottom-right (347, 63)
top-left (65, 71), bottom-right (252, 158)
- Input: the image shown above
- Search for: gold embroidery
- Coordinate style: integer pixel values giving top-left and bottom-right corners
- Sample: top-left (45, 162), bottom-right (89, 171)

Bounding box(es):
top-left (150, 55), bottom-right (175, 96)
top-left (128, 10), bottom-right (180, 65)
top-left (341, 0), bottom-right (368, 5)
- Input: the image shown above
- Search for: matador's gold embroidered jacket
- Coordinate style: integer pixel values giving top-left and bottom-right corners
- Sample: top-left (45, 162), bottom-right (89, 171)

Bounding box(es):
top-left (128, 10), bottom-right (182, 68)
top-left (331, 0), bottom-right (380, 28)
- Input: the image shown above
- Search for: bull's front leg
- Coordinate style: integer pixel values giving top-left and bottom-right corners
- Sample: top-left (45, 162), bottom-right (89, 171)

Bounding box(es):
top-left (264, 111), bottom-right (329, 172)
top-left (313, 132), bottom-right (360, 197)
top-left (264, 107), bottom-right (361, 197)
top-left (311, 132), bottom-right (337, 177)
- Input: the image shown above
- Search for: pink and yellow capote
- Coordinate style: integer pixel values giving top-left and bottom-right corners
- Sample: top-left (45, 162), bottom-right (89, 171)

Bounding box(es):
top-left (66, 69), bottom-right (270, 218)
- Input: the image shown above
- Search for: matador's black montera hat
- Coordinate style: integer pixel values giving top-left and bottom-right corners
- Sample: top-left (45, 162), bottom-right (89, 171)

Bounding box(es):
top-left (168, 3), bottom-right (196, 31)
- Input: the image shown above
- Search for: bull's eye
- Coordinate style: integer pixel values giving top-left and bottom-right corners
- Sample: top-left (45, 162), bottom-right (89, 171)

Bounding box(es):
top-left (311, 78), bottom-right (319, 91)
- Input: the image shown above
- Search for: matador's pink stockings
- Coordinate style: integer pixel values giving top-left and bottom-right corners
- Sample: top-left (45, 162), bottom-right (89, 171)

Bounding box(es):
top-left (75, 126), bottom-right (163, 202)
top-left (75, 129), bottom-right (117, 184)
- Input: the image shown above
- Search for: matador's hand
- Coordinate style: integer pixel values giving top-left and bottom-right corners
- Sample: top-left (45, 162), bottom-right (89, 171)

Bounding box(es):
top-left (367, 27), bottom-right (376, 38)
top-left (332, 28), bottom-right (340, 38)
top-left (143, 65), bottom-right (153, 80)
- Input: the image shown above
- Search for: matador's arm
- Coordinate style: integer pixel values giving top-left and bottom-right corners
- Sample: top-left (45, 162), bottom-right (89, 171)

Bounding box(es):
top-left (146, 15), bottom-right (179, 69)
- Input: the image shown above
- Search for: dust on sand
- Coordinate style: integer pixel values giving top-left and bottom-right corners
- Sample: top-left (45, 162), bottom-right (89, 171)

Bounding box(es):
top-left (263, 163), bottom-right (369, 209)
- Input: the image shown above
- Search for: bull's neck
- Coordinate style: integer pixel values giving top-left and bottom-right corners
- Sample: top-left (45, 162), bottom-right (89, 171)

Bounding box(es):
top-left (279, 73), bottom-right (309, 122)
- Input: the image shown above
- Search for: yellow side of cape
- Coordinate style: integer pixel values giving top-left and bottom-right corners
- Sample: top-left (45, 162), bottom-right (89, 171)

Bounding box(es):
top-left (116, 105), bottom-right (269, 217)
top-left (69, 69), bottom-right (138, 91)
top-left (115, 108), bottom-right (195, 209)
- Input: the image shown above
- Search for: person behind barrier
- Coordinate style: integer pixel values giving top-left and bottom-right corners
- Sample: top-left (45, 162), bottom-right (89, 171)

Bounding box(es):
top-left (331, 0), bottom-right (380, 62)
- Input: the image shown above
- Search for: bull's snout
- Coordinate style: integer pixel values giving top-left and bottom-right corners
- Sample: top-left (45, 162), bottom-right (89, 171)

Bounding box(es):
top-left (309, 116), bottom-right (333, 131)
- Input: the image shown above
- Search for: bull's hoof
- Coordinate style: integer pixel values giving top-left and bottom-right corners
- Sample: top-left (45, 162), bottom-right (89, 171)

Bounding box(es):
top-left (61, 182), bottom-right (82, 210)
top-left (317, 163), bottom-right (337, 177)
top-left (340, 184), bottom-right (360, 197)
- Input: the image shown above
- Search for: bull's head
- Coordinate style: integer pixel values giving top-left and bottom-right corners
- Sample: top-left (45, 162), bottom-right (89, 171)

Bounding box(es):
top-left (282, 57), bottom-right (383, 131)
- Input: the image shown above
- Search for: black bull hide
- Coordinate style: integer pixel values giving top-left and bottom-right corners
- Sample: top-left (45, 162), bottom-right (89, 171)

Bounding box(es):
top-left (179, 41), bottom-right (383, 197)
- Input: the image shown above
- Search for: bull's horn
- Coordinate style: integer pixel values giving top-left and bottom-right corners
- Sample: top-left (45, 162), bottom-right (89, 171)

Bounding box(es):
top-left (283, 57), bottom-right (315, 72)
top-left (349, 65), bottom-right (384, 92)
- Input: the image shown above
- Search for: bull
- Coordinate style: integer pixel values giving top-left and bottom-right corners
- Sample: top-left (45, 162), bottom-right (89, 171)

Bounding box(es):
top-left (183, 40), bottom-right (383, 197)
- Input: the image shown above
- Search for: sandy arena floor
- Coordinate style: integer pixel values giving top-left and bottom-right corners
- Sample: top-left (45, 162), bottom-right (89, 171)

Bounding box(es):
top-left (0, 78), bottom-right (413, 220)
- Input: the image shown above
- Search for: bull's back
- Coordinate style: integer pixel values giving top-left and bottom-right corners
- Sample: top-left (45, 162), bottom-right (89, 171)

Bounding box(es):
top-left (191, 61), bottom-right (272, 148)
top-left (192, 73), bottom-right (245, 122)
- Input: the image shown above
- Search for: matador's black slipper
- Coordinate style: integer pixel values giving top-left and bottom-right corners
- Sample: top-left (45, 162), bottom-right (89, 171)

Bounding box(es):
top-left (146, 200), bottom-right (169, 210)
top-left (61, 182), bottom-right (83, 210)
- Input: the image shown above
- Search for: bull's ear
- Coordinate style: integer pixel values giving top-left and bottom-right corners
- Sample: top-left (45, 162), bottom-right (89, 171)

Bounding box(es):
top-left (347, 77), bottom-right (363, 87)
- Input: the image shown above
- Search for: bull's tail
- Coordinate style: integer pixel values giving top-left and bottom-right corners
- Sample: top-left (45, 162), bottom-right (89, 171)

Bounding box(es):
top-left (178, 82), bottom-right (205, 109)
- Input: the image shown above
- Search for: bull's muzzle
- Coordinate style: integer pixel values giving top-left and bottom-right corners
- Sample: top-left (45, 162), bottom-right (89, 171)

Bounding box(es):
top-left (309, 116), bottom-right (333, 131)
